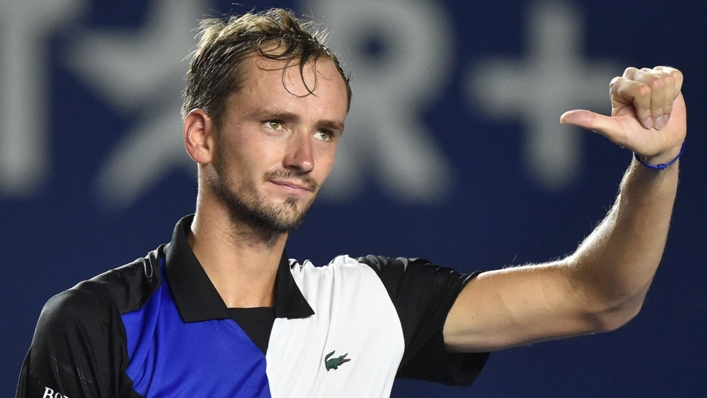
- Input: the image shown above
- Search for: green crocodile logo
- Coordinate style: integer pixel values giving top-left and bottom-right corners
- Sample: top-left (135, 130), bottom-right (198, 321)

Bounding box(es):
top-left (324, 350), bottom-right (351, 371)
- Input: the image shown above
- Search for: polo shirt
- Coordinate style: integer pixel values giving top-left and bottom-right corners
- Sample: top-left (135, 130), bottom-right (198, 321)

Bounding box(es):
top-left (17, 215), bottom-right (489, 397)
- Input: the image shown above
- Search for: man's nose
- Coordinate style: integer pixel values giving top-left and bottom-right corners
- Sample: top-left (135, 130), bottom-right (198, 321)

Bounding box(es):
top-left (284, 133), bottom-right (314, 173)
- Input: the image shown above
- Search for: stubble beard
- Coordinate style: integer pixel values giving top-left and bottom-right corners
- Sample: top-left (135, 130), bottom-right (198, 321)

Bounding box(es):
top-left (207, 147), bottom-right (318, 235)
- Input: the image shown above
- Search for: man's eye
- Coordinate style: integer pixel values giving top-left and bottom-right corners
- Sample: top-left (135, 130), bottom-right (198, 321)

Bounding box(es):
top-left (265, 121), bottom-right (282, 130)
top-left (314, 130), bottom-right (333, 141)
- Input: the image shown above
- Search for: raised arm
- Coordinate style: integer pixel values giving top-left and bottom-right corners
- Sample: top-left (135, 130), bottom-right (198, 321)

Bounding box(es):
top-left (443, 66), bottom-right (686, 353)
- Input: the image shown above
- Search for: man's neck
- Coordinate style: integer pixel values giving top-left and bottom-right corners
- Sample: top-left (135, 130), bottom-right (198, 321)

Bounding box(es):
top-left (188, 205), bottom-right (286, 309)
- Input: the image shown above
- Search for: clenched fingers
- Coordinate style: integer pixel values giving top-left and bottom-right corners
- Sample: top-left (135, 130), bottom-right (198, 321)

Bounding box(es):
top-left (610, 66), bottom-right (683, 130)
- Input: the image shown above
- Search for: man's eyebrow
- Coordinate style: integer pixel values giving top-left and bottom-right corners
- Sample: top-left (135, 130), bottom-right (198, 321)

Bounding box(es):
top-left (319, 119), bottom-right (345, 134)
top-left (248, 109), bottom-right (300, 123)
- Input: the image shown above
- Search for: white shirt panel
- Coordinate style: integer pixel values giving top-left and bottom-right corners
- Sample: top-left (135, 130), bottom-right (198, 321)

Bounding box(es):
top-left (266, 255), bottom-right (405, 398)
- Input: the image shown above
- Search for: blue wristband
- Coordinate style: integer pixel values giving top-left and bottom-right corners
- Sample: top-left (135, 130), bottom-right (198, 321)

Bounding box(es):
top-left (634, 142), bottom-right (685, 170)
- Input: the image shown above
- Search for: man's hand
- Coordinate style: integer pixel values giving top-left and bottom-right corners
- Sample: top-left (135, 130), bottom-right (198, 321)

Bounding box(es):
top-left (560, 66), bottom-right (686, 165)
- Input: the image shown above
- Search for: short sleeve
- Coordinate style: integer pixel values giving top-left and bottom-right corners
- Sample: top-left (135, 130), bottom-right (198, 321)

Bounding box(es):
top-left (16, 288), bottom-right (141, 398)
top-left (357, 255), bottom-right (489, 386)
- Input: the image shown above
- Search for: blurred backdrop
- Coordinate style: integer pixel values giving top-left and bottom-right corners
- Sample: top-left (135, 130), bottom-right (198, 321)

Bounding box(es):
top-left (2, 0), bottom-right (705, 396)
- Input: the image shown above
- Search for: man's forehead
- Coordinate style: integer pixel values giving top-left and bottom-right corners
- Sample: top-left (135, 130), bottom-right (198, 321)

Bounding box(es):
top-left (243, 54), bottom-right (345, 99)
top-left (227, 54), bottom-right (348, 123)
top-left (249, 54), bottom-right (331, 79)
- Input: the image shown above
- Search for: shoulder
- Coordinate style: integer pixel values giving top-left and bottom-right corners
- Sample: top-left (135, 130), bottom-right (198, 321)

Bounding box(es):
top-left (80, 247), bottom-right (162, 313)
top-left (290, 254), bottom-right (427, 271)
top-left (36, 287), bottom-right (110, 335)
top-left (40, 247), bottom-right (163, 328)
top-left (289, 254), bottom-right (473, 289)
top-left (288, 255), bottom-right (383, 289)
top-left (289, 255), bottom-right (373, 276)
top-left (356, 254), bottom-right (420, 272)
top-left (357, 255), bottom-right (475, 291)
top-left (287, 255), bottom-right (395, 311)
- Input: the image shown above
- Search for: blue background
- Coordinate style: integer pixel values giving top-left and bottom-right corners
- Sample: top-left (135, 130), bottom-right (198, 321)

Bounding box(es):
top-left (2, 0), bottom-right (705, 396)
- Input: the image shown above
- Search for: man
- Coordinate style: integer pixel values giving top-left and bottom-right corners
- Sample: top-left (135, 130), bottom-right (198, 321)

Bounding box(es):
top-left (17, 8), bottom-right (686, 398)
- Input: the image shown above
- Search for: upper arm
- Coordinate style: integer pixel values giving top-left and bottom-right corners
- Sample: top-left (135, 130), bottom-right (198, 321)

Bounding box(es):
top-left (443, 261), bottom-right (619, 353)
top-left (16, 288), bottom-right (137, 398)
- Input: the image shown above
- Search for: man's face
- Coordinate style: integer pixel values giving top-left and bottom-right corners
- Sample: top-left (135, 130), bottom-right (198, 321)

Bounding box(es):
top-left (206, 55), bottom-right (348, 234)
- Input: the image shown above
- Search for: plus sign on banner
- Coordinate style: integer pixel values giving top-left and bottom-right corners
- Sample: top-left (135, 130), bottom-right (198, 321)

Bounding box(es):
top-left (466, 1), bottom-right (618, 189)
top-left (1, 1), bottom-right (706, 397)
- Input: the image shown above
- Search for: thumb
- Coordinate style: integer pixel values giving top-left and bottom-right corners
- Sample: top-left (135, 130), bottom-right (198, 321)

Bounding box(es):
top-left (560, 109), bottom-right (617, 133)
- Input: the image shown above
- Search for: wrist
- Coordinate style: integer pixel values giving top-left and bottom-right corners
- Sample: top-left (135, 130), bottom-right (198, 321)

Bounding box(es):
top-left (634, 142), bottom-right (685, 170)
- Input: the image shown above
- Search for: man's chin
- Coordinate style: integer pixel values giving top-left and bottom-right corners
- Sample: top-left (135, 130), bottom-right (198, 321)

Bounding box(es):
top-left (252, 202), bottom-right (309, 234)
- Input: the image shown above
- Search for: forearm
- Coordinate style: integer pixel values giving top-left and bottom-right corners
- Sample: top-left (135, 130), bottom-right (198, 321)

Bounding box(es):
top-left (567, 157), bottom-right (679, 326)
top-left (444, 157), bottom-right (681, 351)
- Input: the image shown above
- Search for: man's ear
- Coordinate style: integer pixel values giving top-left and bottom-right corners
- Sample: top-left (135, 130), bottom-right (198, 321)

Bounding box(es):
top-left (184, 109), bottom-right (216, 164)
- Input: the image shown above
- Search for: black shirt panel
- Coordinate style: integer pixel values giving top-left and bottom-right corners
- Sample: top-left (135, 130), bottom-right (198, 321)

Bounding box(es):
top-left (164, 216), bottom-right (231, 322)
top-left (357, 255), bottom-right (490, 386)
top-left (228, 307), bottom-right (276, 354)
top-left (83, 249), bottom-right (162, 315)
top-left (17, 288), bottom-right (143, 398)
top-left (277, 257), bottom-right (315, 319)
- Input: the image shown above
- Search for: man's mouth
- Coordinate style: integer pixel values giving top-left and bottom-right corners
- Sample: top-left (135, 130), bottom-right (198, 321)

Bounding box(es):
top-left (269, 179), bottom-right (314, 193)
top-left (265, 170), bottom-right (318, 194)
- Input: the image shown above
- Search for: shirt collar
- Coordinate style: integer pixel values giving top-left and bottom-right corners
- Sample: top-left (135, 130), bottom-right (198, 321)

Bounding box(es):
top-left (163, 214), bottom-right (314, 323)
